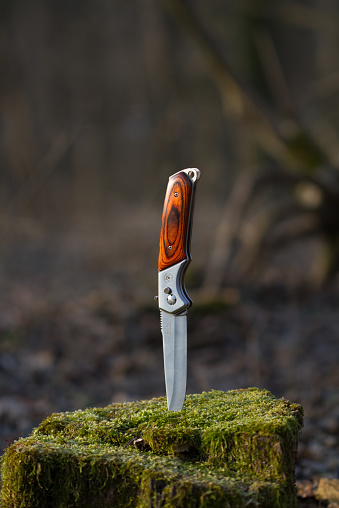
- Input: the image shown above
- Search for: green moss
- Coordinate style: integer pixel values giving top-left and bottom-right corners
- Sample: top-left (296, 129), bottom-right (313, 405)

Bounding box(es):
top-left (1, 388), bottom-right (303, 507)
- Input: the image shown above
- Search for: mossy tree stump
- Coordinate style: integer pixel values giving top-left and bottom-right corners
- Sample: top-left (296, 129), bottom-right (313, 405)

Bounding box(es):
top-left (0, 388), bottom-right (303, 507)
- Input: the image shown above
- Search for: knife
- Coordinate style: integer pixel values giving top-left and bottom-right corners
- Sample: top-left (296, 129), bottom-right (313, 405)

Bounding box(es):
top-left (156, 168), bottom-right (201, 411)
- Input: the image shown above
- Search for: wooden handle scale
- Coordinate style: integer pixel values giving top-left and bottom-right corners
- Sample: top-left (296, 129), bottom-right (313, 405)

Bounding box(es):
top-left (158, 168), bottom-right (200, 272)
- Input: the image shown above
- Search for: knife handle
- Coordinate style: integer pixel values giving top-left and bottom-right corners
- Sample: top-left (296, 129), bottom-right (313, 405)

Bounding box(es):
top-left (158, 169), bottom-right (199, 272)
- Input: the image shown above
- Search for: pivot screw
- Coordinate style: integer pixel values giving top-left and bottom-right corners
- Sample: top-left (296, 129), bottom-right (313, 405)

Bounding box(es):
top-left (174, 192), bottom-right (179, 197)
top-left (164, 287), bottom-right (172, 294)
top-left (167, 294), bottom-right (177, 305)
top-left (168, 245), bottom-right (172, 250)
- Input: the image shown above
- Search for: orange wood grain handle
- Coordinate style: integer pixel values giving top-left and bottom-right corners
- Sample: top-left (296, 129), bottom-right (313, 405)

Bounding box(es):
top-left (158, 171), bottom-right (193, 271)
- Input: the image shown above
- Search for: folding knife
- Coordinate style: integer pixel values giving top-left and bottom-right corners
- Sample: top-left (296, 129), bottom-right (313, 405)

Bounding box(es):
top-left (156, 168), bottom-right (201, 411)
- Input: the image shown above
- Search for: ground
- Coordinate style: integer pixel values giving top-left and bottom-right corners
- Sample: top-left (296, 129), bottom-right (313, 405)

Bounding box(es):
top-left (0, 210), bottom-right (338, 506)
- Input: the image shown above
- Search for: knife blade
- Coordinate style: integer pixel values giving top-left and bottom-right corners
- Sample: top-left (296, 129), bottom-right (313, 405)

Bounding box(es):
top-left (157, 168), bottom-right (200, 411)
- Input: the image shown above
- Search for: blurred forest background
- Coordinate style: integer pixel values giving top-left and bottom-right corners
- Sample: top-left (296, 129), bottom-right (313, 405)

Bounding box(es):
top-left (1, 0), bottom-right (339, 498)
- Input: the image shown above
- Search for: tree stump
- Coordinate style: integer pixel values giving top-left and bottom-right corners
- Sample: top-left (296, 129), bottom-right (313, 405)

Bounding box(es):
top-left (0, 388), bottom-right (303, 507)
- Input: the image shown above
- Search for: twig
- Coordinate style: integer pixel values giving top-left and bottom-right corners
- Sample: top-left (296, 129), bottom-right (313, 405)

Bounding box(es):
top-left (0, 129), bottom-right (78, 228)
top-left (202, 170), bottom-right (258, 294)
top-left (160, 0), bottom-right (328, 171)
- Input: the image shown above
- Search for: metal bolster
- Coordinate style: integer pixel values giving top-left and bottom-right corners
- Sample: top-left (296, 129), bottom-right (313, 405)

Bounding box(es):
top-left (173, 167), bottom-right (201, 184)
top-left (158, 260), bottom-right (191, 314)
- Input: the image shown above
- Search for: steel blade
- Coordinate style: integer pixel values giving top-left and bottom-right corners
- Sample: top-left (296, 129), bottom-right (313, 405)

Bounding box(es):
top-left (160, 310), bottom-right (187, 411)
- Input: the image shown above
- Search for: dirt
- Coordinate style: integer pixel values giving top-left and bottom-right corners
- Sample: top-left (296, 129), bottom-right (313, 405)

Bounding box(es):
top-left (0, 216), bottom-right (338, 507)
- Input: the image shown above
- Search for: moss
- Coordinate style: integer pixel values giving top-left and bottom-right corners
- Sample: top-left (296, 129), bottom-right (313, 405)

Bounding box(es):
top-left (1, 388), bottom-right (303, 507)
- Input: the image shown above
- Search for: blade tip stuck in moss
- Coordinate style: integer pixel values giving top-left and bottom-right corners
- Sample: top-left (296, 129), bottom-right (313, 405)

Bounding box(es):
top-left (0, 388), bottom-right (303, 507)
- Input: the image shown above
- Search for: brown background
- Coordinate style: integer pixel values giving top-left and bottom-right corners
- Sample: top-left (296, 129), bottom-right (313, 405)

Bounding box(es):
top-left (1, 1), bottom-right (339, 501)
